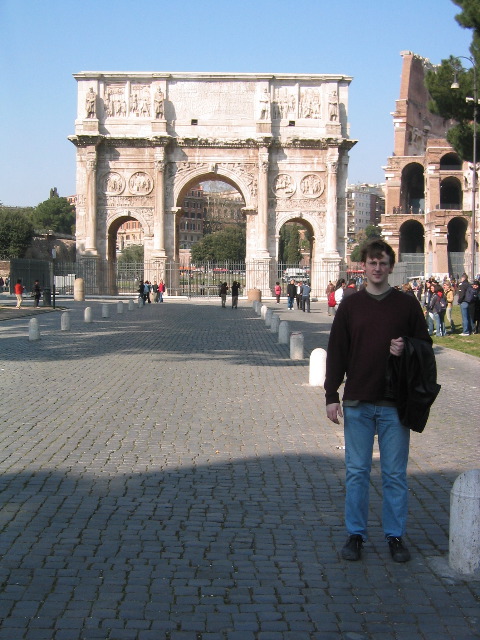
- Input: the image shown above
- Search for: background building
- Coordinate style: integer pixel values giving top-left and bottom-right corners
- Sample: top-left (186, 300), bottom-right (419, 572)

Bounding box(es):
top-left (346, 183), bottom-right (385, 255)
top-left (382, 51), bottom-right (478, 279)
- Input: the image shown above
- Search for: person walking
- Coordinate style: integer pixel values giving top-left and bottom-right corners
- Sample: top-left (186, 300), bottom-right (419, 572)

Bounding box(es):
top-left (457, 273), bottom-right (473, 335)
top-left (274, 281), bottom-right (282, 304)
top-left (158, 280), bottom-right (166, 302)
top-left (14, 279), bottom-right (24, 309)
top-left (302, 281), bottom-right (311, 312)
top-left (32, 280), bottom-right (41, 308)
top-left (219, 282), bottom-right (229, 308)
top-left (296, 281), bottom-right (303, 310)
top-left (444, 282), bottom-right (455, 333)
top-left (324, 238), bottom-right (434, 564)
top-left (286, 279), bottom-right (296, 310)
top-left (326, 281), bottom-right (335, 316)
top-left (138, 280), bottom-right (146, 305)
top-left (334, 278), bottom-right (346, 307)
top-left (231, 281), bottom-right (240, 309)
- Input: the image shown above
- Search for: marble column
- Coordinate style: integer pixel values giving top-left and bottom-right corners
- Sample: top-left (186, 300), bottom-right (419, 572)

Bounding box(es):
top-left (325, 158), bottom-right (339, 255)
top-left (257, 146), bottom-right (270, 257)
top-left (85, 150), bottom-right (98, 255)
top-left (153, 148), bottom-right (167, 257)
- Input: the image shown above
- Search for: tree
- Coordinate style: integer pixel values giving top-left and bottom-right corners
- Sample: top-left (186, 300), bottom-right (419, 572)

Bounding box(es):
top-left (118, 244), bottom-right (144, 264)
top-left (30, 197), bottom-right (75, 235)
top-left (279, 223), bottom-right (302, 263)
top-left (425, 1), bottom-right (480, 162)
top-left (191, 226), bottom-right (246, 262)
top-left (0, 208), bottom-right (35, 258)
top-left (350, 225), bottom-right (383, 263)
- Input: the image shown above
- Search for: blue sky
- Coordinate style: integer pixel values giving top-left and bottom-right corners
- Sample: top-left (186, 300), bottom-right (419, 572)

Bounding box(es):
top-left (0, 0), bottom-right (473, 206)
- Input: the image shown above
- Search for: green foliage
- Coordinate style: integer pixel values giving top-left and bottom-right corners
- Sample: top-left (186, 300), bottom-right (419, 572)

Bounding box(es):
top-left (118, 244), bottom-right (144, 264)
top-left (30, 197), bottom-right (75, 234)
top-left (350, 225), bottom-right (383, 263)
top-left (425, 2), bottom-right (480, 162)
top-left (191, 226), bottom-right (246, 262)
top-left (279, 224), bottom-right (302, 263)
top-left (0, 208), bottom-right (35, 258)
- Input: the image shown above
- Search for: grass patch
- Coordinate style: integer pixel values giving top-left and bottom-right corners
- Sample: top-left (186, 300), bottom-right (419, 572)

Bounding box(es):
top-left (431, 305), bottom-right (480, 358)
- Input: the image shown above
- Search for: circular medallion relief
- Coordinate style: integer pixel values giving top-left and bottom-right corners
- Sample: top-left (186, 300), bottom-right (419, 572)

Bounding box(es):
top-left (300, 174), bottom-right (325, 198)
top-left (272, 173), bottom-right (296, 198)
top-left (103, 172), bottom-right (125, 195)
top-left (129, 171), bottom-right (153, 195)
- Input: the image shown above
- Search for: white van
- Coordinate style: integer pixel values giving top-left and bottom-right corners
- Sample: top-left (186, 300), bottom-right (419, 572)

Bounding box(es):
top-left (283, 268), bottom-right (307, 282)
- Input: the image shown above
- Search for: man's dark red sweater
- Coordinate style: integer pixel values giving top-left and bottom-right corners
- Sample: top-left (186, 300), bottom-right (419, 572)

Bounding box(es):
top-left (325, 288), bottom-right (431, 405)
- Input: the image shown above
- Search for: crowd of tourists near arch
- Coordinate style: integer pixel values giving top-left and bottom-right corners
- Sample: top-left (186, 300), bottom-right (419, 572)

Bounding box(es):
top-left (326, 271), bottom-right (480, 337)
top-left (137, 280), bottom-right (166, 305)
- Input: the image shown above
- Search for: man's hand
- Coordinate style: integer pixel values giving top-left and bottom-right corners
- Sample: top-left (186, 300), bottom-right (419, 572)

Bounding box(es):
top-left (390, 337), bottom-right (404, 357)
top-left (326, 402), bottom-right (343, 424)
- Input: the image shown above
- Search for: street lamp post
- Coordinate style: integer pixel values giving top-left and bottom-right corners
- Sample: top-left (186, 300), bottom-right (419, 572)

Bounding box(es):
top-left (452, 56), bottom-right (478, 280)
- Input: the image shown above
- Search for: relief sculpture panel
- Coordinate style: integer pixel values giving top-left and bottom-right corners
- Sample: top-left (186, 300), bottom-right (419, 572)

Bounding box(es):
top-left (299, 88), bottom-right (321, 119)
top-left (130, 84), bottom-right (151, 118)
top-left (104, 84), bottom-right (127, 118)
top-left (128, 172), bottom-right (153, 195)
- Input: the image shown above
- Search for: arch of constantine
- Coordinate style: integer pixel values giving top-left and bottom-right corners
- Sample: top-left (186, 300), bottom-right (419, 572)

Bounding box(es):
top-left (70, 71), bottom-right (356, 295)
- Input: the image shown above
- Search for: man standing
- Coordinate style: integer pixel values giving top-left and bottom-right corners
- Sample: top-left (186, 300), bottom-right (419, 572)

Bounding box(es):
top-left (325, 239), bottom-right (432, 563)
top-left (302, 281), bottom-right (311, 312)
top-left (286, 279), bottom-right (296, 311)
top-left (457, 273), bottom-right (473, 335)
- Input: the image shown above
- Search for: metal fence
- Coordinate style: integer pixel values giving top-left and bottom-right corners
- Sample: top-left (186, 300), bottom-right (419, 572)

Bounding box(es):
top-left (16, 256), bottom-right (471, 298)
top-left (45, 259), bottom-right (344, 298)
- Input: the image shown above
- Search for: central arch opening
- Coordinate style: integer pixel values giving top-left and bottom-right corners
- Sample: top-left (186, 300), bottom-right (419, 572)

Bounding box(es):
top-left (277, 218), bottom-right (314, 290)
top-left (176, 179), bottom-right (247, 296)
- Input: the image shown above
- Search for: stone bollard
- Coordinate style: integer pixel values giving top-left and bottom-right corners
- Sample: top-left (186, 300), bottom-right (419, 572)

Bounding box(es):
top-left (61, 312), bottom-right (71, 331)
top-left (247, 288), bottom-right (261, 303)
top-left (270, 313), bottom-right (280, 334)
top-left (74, 277), bottom-right (85, 302)
top-left (290, 331), bottom-right (304, 360)
top-left (449, 469), bottom-right (480, 575)
top-left (255, 301), bottom-right (262, 315)
top-left (117, 301), bottom-right (124, 314)
top-left (84, 307), bottom-right (93, 323)
top-left (261, 304), bottom-right (268, 320)
top-left (252, 300), bottom-right (259, 314)
top-left (278, 320), bottom-right (290, 344)
top-left (101, 304), bottom-right (110, 318)
top-left (265, 308), bottom-right (273, 327)
top-left (309, 348), bottom-right (327, 386)
top-left (28, 318), bottom-right (40, 341)
top-left (128, 299), bottom-right (135, 311)
top-left (138, 296), bottom-right (143, 308)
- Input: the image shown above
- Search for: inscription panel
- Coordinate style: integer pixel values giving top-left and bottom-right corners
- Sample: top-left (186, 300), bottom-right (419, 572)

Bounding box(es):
top-left (167, 81), bottom-right (256, 120)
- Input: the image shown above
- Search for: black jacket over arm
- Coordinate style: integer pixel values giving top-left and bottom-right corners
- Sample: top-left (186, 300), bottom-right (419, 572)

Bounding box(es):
top-left (385, 337), bottom-right (441, 433)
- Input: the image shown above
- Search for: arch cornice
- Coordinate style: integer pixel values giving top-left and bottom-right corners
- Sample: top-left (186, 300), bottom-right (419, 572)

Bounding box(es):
top-left (106, 208), bottom-right (153, 236)
top-left (275, 210), bottom-right (318, 236)
top-left (171, 163), bottom-right (257, 208)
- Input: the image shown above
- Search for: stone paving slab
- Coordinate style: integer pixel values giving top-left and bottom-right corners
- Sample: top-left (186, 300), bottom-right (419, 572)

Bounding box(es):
top-left (0, 298), bottom-right (478, 640)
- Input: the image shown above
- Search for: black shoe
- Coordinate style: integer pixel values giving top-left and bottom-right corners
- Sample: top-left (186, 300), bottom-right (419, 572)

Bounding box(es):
top-left (387, 536), bottom-right (411, 563)
top-left (341, 534), bottom-right (363, 561)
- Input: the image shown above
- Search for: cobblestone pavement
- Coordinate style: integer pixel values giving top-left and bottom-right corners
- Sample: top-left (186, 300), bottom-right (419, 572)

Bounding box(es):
top-left (0, 297), bottom-right (478, 640)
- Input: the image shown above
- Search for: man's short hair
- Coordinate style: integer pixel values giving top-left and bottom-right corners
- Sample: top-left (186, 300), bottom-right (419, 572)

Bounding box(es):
top-left (361, 238), bottom-right (396, 267)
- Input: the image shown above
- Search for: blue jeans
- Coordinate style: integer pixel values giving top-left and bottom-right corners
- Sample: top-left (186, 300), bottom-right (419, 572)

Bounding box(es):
top-left (343, 403), bottom-right (410, 540)
top-left (287, 295), bottom-right (295, 309)
top-left (426, 311), bottom-right (434, 335)
top-left (432, 312), bottom-right (445, 336)
top-left (460, 301), bottom-right (472, 334)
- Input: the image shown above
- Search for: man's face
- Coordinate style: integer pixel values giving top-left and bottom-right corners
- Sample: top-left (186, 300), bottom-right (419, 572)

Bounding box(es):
top-left (363, 251), bottom-right (393, 286)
